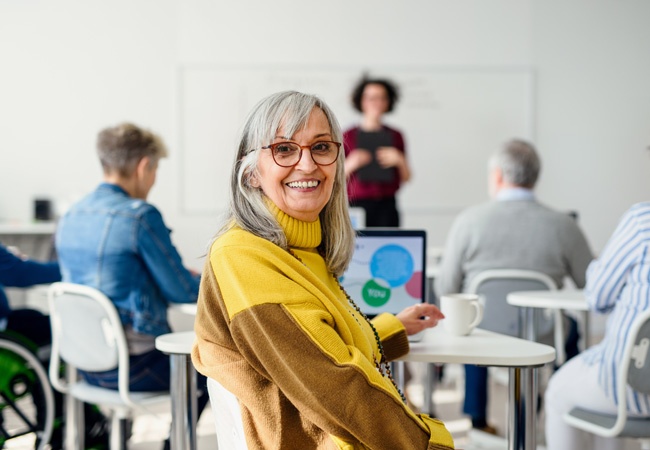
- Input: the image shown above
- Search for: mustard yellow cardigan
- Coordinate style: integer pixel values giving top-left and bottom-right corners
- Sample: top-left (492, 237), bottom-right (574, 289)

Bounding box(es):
top-left (192, 206), bottom-right (454, 449)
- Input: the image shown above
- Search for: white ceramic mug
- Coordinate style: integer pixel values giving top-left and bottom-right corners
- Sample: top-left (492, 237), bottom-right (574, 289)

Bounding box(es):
top-left (440, 293), bottom-right (484, 336)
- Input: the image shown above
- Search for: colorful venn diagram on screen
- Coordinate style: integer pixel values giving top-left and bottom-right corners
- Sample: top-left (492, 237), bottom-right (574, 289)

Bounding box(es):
top-left (361, 244), bottom-right (421, 307)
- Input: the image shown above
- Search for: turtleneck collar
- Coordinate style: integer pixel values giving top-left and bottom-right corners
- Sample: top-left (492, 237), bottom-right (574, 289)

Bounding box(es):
top-left (267, 201), bottom-right (322, 249)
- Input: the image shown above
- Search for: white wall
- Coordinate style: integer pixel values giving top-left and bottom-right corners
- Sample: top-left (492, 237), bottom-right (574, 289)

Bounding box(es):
top-left (0, 0), bottom-right (178, 220)
top-left (0, 0), bottom-right (648, 267)
top-left (532, 0), bottom-right (650, 250)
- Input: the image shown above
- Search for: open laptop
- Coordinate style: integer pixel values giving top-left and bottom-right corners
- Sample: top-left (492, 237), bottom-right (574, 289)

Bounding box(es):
top-left (339, 229), bottom-right (427, 341)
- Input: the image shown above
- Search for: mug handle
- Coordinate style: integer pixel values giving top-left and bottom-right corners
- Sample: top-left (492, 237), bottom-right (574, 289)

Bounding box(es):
top-left (468, 301), bottom-right (484, 330)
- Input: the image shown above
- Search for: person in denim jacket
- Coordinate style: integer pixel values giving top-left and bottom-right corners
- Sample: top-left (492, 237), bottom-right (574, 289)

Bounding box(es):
top-left (55, 123), bottom-right (208, 447)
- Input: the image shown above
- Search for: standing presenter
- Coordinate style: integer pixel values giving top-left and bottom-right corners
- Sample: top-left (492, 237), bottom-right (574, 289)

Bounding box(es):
top-left (344, 76), bottom-right (411, 227)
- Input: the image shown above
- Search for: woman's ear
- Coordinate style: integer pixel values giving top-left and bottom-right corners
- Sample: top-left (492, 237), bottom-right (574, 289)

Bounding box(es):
top-left (247, 171), bottom-right (260, 188)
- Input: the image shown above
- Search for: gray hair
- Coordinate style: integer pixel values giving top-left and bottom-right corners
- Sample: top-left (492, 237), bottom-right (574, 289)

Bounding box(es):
top-left (216, 91), bottom-right (355, 276)
top-left (489, 139), bottom-right (541, 188)
top-left (96, 122), bottom-right (168, 177)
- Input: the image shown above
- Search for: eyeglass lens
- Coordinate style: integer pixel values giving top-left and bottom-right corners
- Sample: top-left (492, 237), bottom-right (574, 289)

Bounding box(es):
top-left (271, 141), bottom-right (339, 167)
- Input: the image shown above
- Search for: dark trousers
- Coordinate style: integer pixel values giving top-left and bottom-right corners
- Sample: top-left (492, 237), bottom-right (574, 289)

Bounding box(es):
top-left (80, 348), bottom-right (210, 427)
top-left (463, 316), bottom-right (581, 423)
top-left (6, 308), bottom-right (52, 349)
top-left (350, 197), bottom-right (400, 228)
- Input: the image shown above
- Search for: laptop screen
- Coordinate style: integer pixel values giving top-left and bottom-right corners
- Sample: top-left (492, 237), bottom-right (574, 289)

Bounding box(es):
top-left (339, 229), bottom-right (427, 317)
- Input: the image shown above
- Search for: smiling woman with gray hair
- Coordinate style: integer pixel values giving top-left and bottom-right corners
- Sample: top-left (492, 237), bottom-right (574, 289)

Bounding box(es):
top-left (192, 91), bottom-right (454, 450)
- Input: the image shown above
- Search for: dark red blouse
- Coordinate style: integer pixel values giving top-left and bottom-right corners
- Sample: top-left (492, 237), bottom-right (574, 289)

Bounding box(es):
top-left (343, 125), bottom-right (406, 201)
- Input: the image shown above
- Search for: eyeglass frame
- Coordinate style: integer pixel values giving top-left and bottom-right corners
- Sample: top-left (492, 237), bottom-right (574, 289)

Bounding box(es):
top-left (253, 140), bottom-right (342, 167)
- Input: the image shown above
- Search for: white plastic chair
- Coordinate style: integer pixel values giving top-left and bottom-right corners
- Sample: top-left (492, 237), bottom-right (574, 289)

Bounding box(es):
top-left (564, 309), bottom-right (650, 449)
top-left (467, 269), bottom-right (566, 361)
top-left (48, 282), bottom-right (170, 450)
top-left (206, 377), bottom-right (247, 450)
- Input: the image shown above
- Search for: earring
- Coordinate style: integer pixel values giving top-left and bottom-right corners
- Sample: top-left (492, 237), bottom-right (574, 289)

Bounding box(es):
top-left (248, 175), bottom-right (259, 188)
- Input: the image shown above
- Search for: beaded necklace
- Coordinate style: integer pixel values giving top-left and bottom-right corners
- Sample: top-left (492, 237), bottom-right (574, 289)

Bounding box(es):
top-left (287, 248), bottom-right (406, 404)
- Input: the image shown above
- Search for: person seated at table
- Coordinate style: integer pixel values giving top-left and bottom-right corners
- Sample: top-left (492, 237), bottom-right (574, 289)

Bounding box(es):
top-left (55, 122), bottom-right (209, 449)
top-left (0, 244), bottom-right (112, 449)
top-left (191, 91), bottom-right (455, 449)
top-left (545, 202), bottom-right (650, 450)
top-left (436, 138), bottom-right (594, 434)
top-left (0, 243), bottom-right (60, 348)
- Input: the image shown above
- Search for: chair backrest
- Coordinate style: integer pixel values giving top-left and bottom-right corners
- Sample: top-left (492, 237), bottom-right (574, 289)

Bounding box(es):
top-left (570, 308), bottom-right (650, 438)
top-left (207, 377), bottom-right (247, 450)
top-left (605, 308), bottom-right (650, 438)
top-left (47, 282), bottom-right (133, 405)
top-left (623, 309), bottom-right (650, 396)
top-left (467, 269), bottom-right (557, 338)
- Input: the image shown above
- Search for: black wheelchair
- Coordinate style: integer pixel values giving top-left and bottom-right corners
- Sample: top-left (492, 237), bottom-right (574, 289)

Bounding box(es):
top-left (0, 332), bottom-right (54, 449)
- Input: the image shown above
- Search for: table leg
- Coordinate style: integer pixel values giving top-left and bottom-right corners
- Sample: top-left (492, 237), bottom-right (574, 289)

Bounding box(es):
top-left (507, 367), bottom-right (521, 450)
top-left (507, 367), bottom-right (538, 450)
top-left (424, 363), bottom-right (435, 415)
top-left (553, 310), bottom-right (566, 366)
top-left (523, 367), bottom-right (537, 450)
top-left (582, 311), bottom-right (590, 350)
top-left (169, 353), bottom-right (197, 450)
top-left (393, 361), bottom-right (405, 393)
top-left (518, 307), bottom-right (524, 339)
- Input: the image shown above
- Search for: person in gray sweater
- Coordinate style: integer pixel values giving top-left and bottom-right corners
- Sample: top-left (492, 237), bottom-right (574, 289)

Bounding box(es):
top-left (436, 139), bottom-right (594, 434)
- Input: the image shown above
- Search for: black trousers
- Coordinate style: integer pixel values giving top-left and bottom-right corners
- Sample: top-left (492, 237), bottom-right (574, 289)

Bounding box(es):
top-left (350, 197), bottom-right (400, 228)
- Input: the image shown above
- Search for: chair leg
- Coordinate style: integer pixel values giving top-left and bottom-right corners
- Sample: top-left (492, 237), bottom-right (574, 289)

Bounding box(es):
top-left (64, 395), bottom-right (85, 450)
top-left (109, 413), bottom-right (130, 450)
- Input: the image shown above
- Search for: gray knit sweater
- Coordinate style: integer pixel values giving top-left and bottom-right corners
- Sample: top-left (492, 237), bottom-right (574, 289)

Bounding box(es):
top-left (436, 199), bottom-right (594, 296)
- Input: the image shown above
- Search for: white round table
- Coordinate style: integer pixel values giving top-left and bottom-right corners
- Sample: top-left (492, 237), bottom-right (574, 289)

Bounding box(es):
top-left (399, 326), bottom-right (555, 450)
top-left (507, 289), bottom-right (589, 365)
top-left (507, 289), bottom-right (588, 311)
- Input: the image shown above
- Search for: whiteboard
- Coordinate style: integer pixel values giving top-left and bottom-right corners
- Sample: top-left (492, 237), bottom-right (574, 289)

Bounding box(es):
top-left (177, 64), bottom-right (534, 215)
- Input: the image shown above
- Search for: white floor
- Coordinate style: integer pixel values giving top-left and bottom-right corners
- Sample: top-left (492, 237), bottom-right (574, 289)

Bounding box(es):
top-left (128, 407), bottom-right (217, 450)
top-left (4, 351), bottom-right (636, 449)
top-left (120, 362), bottom-right (643, 450)
top-left (406, 363), bottom-right (643, 450)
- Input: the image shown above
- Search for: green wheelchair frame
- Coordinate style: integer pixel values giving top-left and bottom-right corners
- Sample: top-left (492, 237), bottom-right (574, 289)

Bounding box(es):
top-left (0, 333), bottom-right (54, 449)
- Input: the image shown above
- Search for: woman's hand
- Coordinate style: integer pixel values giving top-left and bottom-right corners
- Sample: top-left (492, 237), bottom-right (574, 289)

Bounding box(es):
top-left (396, 303), bottom-right (445, 335)
top-left (376, 146), bottom-right (411, 182)
top-left (6, 246), bottom-right (27, 260)
top-left (375, 146), bottom-right (404, 168)
top-left (344, 149), bottom-right (373, 176)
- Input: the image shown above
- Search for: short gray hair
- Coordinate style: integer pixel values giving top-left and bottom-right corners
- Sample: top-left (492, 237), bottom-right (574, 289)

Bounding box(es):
top-left (96, 122), bottom-right (168, 177)
top-left (489, 139), bottom-right (541, 188)
top-left (217, 91), bottom-right (355, 276)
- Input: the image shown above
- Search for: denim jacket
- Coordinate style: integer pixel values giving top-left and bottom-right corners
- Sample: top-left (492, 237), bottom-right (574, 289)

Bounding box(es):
top-left (55, 183), bottom-right (200, 337)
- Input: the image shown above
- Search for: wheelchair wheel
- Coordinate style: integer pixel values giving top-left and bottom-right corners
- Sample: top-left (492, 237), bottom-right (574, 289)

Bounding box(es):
top-left (0, 339), bottom-right (54, 450)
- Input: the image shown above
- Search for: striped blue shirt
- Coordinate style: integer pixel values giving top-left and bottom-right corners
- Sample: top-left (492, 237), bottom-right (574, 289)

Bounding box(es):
top-left (583, 202), bottom-right (650, 414)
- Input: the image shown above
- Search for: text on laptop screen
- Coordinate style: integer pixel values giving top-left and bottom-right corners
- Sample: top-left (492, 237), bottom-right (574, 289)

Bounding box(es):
top-left (340, 229), bottom-right (427, 317)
